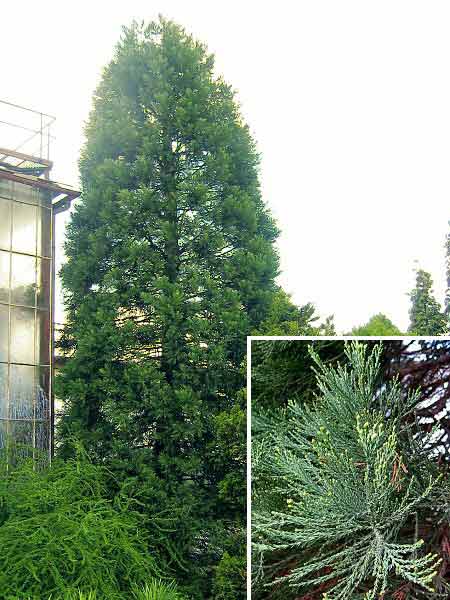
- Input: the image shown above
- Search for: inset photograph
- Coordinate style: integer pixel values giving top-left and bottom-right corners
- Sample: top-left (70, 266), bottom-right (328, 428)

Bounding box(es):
top-left (250, 338), bottom-right (450, 599)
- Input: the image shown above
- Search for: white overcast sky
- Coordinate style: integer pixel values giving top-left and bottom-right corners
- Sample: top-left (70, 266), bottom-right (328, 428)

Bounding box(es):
top-left (2, 1), bottom-right (450, 332)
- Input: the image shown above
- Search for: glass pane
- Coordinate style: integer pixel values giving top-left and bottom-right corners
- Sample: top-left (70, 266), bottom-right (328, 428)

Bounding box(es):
top-left (0, 250), bottom-right (10, 303)
top-left (37, 207), bottom-right (51, 258)
top-left (0, 198), bottom-right (11, 251)
top-left (12, 202), bottom-right (36, 255)
top-left (35, 421), bottom-right (49, 452)
top-left (36, 258), bottom-right (51, 309)
top-left (11, 254), bottom-right (36, 307)
top-left (0, 304), bottom-right (8, 362)
top-left (10, 306), bottom-right (35, 364)
top-left (54, 394), bottom-right (63, 421)
top-left (10, 364), bottom-right (34, 419)
top-left (14, 182), bottom-right (39, 206)
top-left (36, 310), bottom-right (50, 366)
top-left (0, 179), bottom-right (12, 200)
top-left (9, 420), bottom-right (33, 448)
top-left (36, 367), bottom-right (50, 420)
top-left (0, 420), bottom-right (7, 450)
top-left (0, 363), bottom-right (7, 418)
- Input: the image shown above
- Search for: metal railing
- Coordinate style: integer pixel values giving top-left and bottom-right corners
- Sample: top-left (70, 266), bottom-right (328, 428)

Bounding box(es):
top-left (0, 99), bottom-right (56, 167)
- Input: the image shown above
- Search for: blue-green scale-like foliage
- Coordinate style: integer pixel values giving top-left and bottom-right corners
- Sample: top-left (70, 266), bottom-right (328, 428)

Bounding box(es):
top-left (253, 343), bottom-right (448, 599)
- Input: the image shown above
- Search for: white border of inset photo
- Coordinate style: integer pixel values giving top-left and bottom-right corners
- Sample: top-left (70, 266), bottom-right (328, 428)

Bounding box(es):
top-left (246, 335), bottom-right (447, 599)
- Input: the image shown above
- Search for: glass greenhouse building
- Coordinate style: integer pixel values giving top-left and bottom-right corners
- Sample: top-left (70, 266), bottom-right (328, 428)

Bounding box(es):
top-left (0, 101), bottom-right (79, 458)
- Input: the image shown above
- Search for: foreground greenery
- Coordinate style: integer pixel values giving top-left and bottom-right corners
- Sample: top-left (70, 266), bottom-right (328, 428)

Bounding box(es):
top-left (253, 343), bottom-right (449, 599)
top-left (0, 448), bottom-right (188, 599)
top-left (10, 580), bottom-right (186, 599)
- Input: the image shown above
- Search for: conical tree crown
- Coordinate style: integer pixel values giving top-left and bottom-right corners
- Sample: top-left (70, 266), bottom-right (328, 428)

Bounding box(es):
top-left (59, 17), bottom-right (280, 459)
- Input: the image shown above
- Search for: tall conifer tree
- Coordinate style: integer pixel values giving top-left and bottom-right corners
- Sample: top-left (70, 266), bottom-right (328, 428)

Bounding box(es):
top-left (57, 18), bottom-right (310, 597)
top-left (408, 269), bottom-right (447, 335)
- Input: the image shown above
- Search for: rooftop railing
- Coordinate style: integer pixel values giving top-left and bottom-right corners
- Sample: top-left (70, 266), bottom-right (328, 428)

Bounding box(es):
top-left (0, 99), bottom-right (56, 176)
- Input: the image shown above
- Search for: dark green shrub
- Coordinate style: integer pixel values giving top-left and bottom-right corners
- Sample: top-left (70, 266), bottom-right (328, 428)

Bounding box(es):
top-left (212, 551), bottom-right (246, 599)
top-left (0, 448), bottom-right (160, 599)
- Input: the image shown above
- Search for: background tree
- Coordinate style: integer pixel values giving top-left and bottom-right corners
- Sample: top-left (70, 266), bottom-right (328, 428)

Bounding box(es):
top-left (57, 19), bottom-right (316, 598)
top-left (408, 268), bottom-right (447, 335)
top-left (350, 313), bottom-right (403, 336)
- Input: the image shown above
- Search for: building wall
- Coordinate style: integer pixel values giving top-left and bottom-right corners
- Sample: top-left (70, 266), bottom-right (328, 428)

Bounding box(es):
top-left (0, 178), bottom-right (52, 457)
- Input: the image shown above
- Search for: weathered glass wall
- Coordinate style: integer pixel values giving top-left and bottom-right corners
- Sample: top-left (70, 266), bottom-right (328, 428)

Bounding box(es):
top-left (0, 178), bottom-right (52, 456)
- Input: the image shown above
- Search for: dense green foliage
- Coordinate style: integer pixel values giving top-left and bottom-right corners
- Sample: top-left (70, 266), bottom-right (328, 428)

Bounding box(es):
top-left (57, 18), bottom-right (317, 598)
top-left (408, 269), bottom-right (447, 335)
top-left (254, 290), bottom-right (334, 336)
top-left (211, 551), bottom-right (246, 600)
top-left (253, 343), bottom-right (449, 599)
top-left (132, 581), bottom-right (189, 600)
top-left (7, 580), bottom-right (187, 600)
top-left (350, 313), bottom-right (402, 336)
top-left (0, 450), bottom-right (174, 599)
top-left (252, 339), bottom-right (352, 412)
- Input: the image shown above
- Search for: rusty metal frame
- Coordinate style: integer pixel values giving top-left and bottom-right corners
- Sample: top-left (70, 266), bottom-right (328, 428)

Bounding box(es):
top-left (0, 169), bottom-right (80, 204)
top-left (0, 147), bottom-right (53, 175)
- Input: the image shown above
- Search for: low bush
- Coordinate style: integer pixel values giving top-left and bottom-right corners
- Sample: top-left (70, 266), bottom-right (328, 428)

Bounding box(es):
top-left (0, 446), bottom-right (163, 599)
top-left (6, 580), bottom-right (187, 599)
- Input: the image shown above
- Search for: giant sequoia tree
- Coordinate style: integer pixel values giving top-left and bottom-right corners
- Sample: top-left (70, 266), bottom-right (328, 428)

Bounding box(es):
top-left (57, 19), bottom-right (309, 598)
